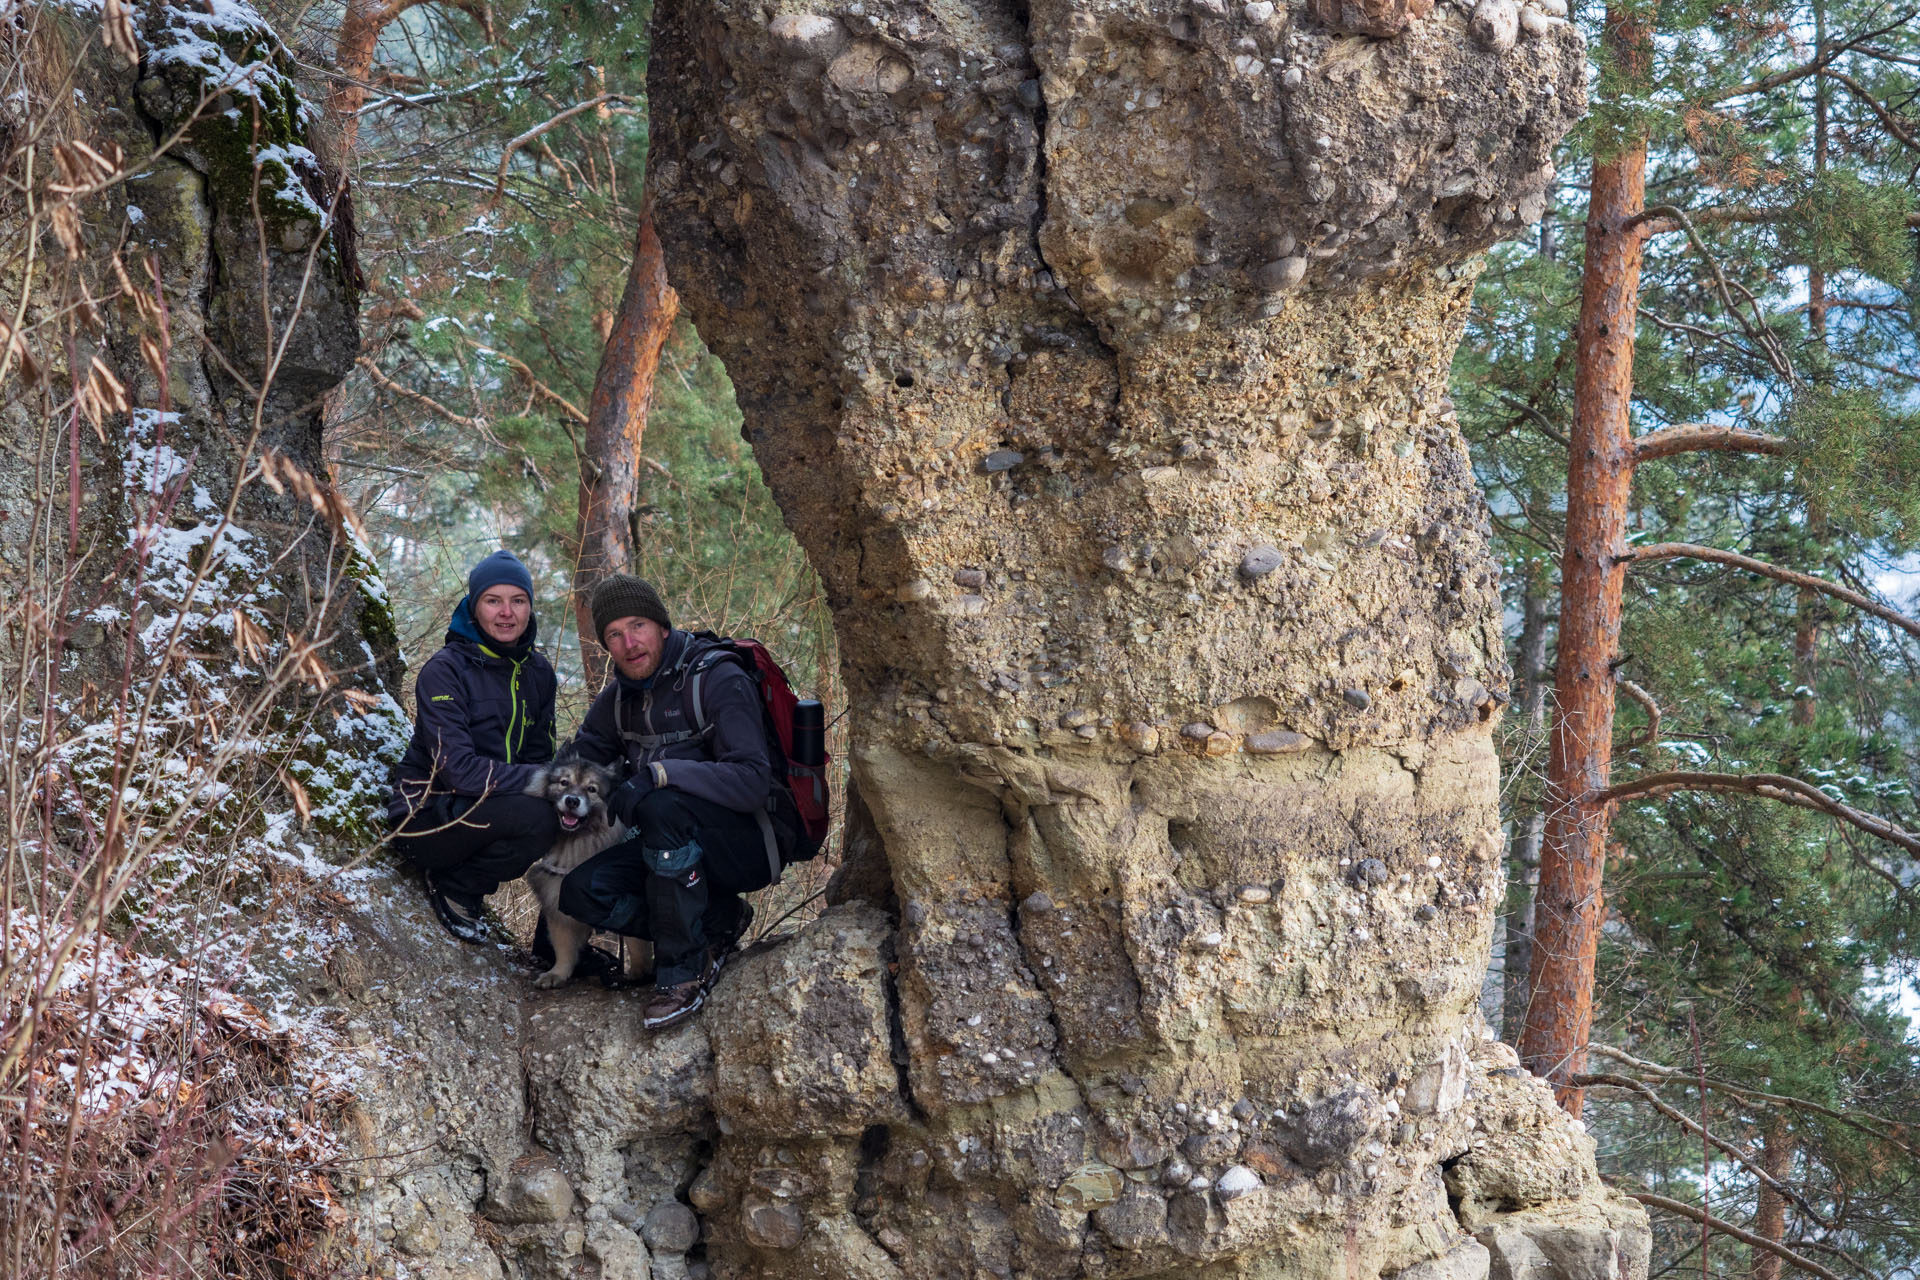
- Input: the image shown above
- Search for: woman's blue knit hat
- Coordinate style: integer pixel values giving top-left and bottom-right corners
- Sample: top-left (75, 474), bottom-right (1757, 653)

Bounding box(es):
top-left (468, 549), bottom-right (534, 601)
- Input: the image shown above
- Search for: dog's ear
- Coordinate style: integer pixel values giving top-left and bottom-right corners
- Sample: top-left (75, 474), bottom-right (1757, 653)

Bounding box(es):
top-left (523, 766), bottom-right (551, 797)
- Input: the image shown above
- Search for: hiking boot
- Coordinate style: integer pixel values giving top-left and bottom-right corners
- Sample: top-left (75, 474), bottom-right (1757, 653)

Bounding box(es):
top-left (642, 979), bottom-right (706, 1032)
top-left (424, 873), bottom-right (489, 944)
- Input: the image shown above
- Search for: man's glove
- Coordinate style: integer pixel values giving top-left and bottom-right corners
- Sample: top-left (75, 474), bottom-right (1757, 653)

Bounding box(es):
top-left (608, 769), bottom-right (656, 827)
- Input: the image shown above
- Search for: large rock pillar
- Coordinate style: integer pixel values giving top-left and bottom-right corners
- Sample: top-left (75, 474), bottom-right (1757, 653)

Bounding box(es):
top-left (649, 0), bottom-right (1645, 1277)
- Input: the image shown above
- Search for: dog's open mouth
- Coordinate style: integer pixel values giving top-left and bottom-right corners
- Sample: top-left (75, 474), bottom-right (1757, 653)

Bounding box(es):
top-left (558, 812), bottom-right (582, 831)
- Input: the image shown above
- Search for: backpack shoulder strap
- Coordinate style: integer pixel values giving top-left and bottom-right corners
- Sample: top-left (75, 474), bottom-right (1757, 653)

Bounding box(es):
top-left (681, 639), bottom-right (751, 734)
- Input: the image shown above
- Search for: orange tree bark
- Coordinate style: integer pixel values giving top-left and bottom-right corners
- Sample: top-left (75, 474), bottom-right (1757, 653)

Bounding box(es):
top-left (572, 208), bottom-right (678, 685)
top-left (325, 0), bottom-right (492, 159)
top-left (1519, 4), bottom-right (1653, 1116)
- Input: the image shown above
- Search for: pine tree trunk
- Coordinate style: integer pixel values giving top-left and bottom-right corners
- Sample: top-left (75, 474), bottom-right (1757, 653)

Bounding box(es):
top-left (1520, 5), bottom-right (1652, 1115)
top-left (573, 207), bottom-right (677, 684)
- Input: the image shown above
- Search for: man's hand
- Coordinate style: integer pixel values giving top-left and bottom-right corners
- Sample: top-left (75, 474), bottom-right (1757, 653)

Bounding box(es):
top-left (608, 770), bottom-right (656, 827)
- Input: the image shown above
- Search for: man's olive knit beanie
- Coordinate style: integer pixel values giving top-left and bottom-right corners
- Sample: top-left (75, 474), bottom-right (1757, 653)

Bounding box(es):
top-left (590, 574), bottom-right (672, 643)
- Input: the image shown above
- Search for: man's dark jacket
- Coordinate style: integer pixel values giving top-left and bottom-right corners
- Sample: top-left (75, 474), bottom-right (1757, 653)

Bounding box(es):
top-left (386, 600), bottom-right (557, 822)
top-left (569, 630), bottom-right (777, 816)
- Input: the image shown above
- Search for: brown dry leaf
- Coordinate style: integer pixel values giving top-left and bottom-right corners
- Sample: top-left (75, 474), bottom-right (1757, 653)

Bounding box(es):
top-left (0, 316), bottom-right (41, 384)
top-left (139, 334), bottom-right (166, 383)
top-left (79, 359), bottom-right (129, 440)
top-left (50, 202), bottom-right (83, 259)
top-left (232, 609), bottom-right (270, 665)
top-left (101, 0), bottom-right (139, 66)
top-left (341, 687), bottom-right (382, 713)
top-left (280, 769), bottom-right (312, 828)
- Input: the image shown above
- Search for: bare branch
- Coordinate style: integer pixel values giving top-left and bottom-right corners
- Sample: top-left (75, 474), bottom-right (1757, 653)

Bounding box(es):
top-left (1626, 542), bottom-right (1920, 641)
top-left (1633, 424), bottom-right (1794, 463)
top-left (1615, 677), bottom-right (1660, 750)
top-left (356, 355), bottom-right (487, 430)
top-left (1628, 1193), bottom-right (1843, 1280)
top-left (1595, 769), bottom-right (1920, 856)
top-left (1639, 205), bottom-right (1796, 382)
top-left (1576, 1073), bottom-right (1831, 1227)
top-left (1590, 1044), bottom-right (1920, 1158)
top-left (491, 95), bottom-right (629, 204)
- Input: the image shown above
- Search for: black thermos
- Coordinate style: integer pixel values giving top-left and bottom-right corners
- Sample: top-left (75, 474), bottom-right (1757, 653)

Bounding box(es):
top-left (792, 699), bottom-right (826, 767)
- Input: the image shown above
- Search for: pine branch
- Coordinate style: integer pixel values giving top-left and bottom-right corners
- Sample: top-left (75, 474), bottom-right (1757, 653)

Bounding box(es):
top-left (1590, 1044), bottom-right (1920, 1159)
top-left (1615, 677), bottom-right (1660, 750)
top-left (491, 95), bottom-right (630, 204)
top-left (1625, 542), bottom-right (1920, 640)
top-left (1594, 770), bottom-right (1920, 856)
top-left (1628, 1193), bottom-right (1844, 1280)
top-left (1576, 1073), bottom-right (1831, 1228)
top-left (1632, 424), bottom-right (1794, 462)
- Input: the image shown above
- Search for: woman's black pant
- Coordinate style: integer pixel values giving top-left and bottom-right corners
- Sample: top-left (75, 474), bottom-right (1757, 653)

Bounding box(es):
top-left (556, 788), bottom-right (778, 986)
top-left (391, 794), bottom-right (557, 905)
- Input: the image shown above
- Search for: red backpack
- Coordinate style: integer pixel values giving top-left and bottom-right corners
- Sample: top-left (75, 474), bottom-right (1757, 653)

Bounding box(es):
top-left (681, 633), bottom-right (831, 859)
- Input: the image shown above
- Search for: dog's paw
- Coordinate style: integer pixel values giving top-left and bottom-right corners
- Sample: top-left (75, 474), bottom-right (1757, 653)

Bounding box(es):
top-left (532, 969), bottom-right (571, 989)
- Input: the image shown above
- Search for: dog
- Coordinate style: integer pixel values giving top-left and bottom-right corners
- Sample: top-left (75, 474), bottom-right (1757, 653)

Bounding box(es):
top-left (523, 754), bottom-right (645, 988)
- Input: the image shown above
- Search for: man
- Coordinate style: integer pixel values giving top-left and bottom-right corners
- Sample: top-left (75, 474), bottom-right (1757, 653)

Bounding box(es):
top-left (560, 574), bottom-right (804, 1030)
top-left (388, 549), bottom-right (558, 941)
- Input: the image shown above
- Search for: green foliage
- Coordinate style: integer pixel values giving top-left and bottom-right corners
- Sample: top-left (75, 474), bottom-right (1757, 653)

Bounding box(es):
top-left (1463, 0), bottom-right (1920, 1266)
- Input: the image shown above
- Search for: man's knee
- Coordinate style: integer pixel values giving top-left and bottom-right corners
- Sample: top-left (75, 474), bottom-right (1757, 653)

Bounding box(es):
top-left (558, 856), bottom-right (644, 932)
top-left (625, 786), bottom-right (698, 845)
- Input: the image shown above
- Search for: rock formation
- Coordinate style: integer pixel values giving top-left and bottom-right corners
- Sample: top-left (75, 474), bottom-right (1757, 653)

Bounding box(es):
top-left (10, 2), bottom-right (1650, 1278)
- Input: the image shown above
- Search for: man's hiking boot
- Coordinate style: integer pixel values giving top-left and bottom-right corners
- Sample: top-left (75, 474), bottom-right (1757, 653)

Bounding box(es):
top-left (704, 901), bottom-right (754, 986)
top-left (642, 979), bottom-right (706, 1032)
top-left (424, 873), bottom-right (489, 944)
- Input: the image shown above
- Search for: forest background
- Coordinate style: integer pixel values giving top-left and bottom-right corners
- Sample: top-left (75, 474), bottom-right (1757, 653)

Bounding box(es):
top-left (5, 0), bottom-right (1920, 1274)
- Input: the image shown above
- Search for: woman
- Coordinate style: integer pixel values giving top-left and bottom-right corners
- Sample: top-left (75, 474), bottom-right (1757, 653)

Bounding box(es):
top-left (387, 549), bottom-right (558, 942)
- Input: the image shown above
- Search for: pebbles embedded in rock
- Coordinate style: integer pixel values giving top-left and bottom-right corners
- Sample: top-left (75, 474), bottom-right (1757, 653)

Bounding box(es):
top-left (1257, 256), bottom-right (1308, 293)
top-left (1245, 730), bottom-right (1309, 755)
top-left (1055, 1163), bottom-right (1125, 1212)
top-left (952, 594), bottom-right (988, 617)
top-left (1061, 708), bottom-right (1095, 729)
top-left (1471, 0), bottom-right (1520, 49)
top-left (1342, 688), bottom-right (1372, 711)
top-left (1351, 858), bottom-right (1389, 885)
top-left (1161, 1159), bottom-right (1192, 1187)
top-left (1237, 885), bottom-right (1272, 904)
top-left (982, 448), bottom-right (1024, 473)
top-left (1239, 544), bottom-right (1284, 579)
top-left (1017, 78), bottom-right (1043, 110)
top-left (769, 13), bottom-right (840, 43)
top-left (1022, 890), bottom-right (1055, 913)
top-left (1415, 904), bottom-right (1438, 922)
top-left (954, 567), bottom-right (987, 589)
top-left (1140, 465), bottom-right (1179, 484)
top-left (1215, 1165), bottom-right (1263, 1201)
top-left (1231, 1098), bottom-right (1259, 1122)
top-left (741, 1197), bottom-right (805, 1249)
top-left (1244, 0), bottom-right (1277, 21)
top-left (1518, 5), bottom-right (1551, 34)
top-left (1102, 546), bottom-right (1134, 573)
top-left (642, 1200), bottom-right (701, 1255)
top-left (1119, 721), bottom-right (1161, 754)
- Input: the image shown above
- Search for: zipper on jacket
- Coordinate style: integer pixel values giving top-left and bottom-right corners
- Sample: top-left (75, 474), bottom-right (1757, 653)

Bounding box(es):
top-left (505, 656), bottom-right (523, 763)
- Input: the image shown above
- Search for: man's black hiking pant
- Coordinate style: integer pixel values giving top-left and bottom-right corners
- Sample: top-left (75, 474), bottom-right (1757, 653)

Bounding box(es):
top-left (556, 788), bottom-right (778, 987)
top-left (391, 793), bottom-right (557, 906)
